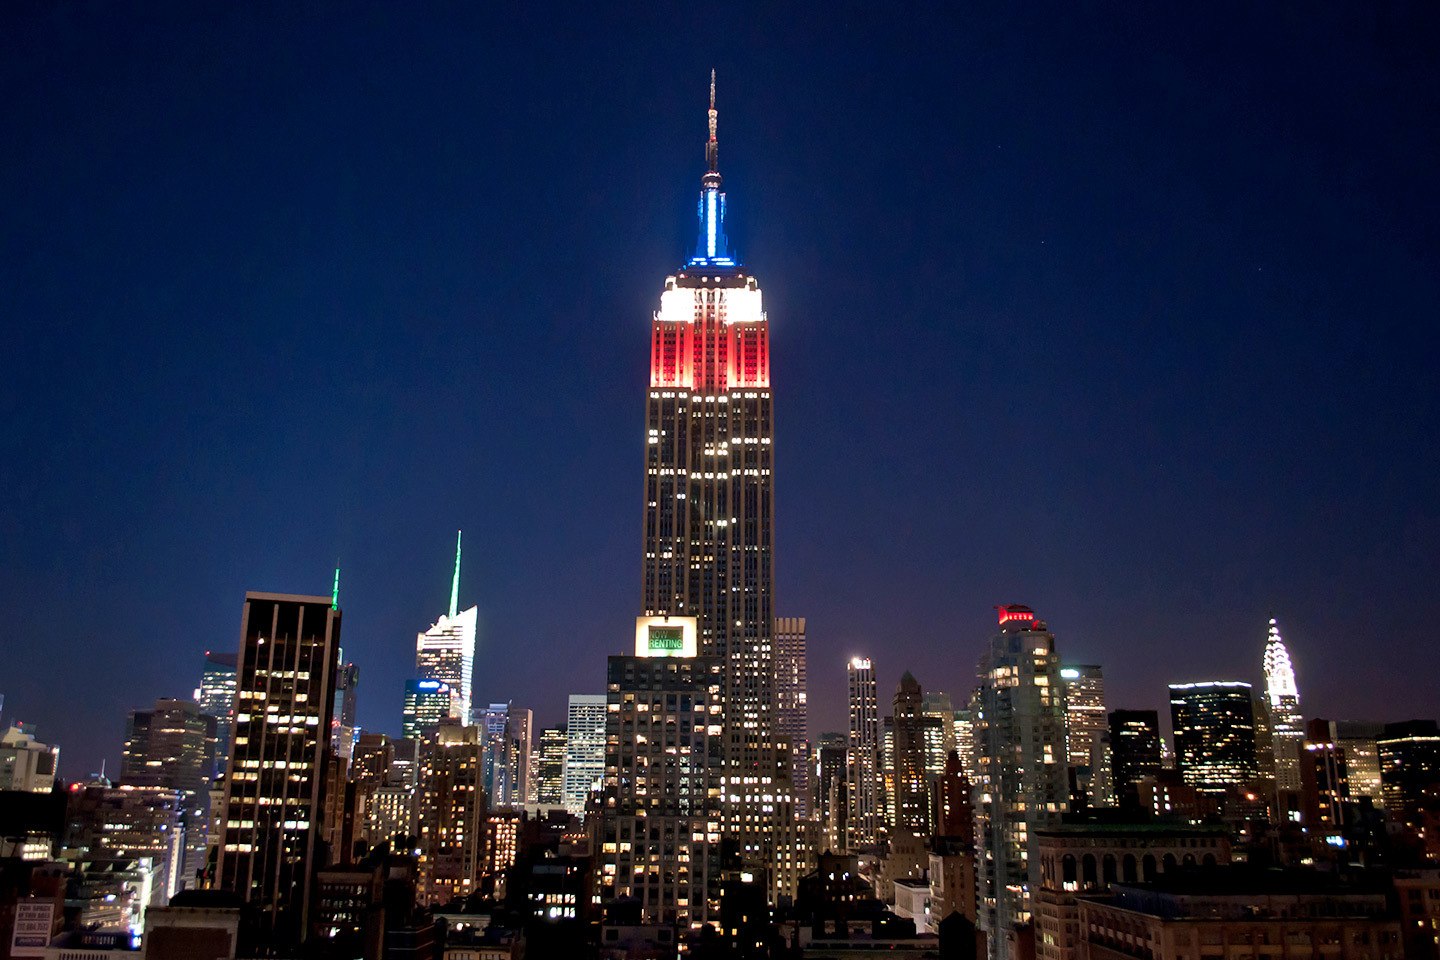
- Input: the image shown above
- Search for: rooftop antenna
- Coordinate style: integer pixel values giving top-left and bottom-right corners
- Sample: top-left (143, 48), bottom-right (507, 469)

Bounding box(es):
top-left (449, 530), bottom-right (462, 618)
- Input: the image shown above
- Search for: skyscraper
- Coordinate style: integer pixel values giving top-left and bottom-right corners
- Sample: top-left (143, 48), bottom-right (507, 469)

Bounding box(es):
top-left (1108, 709), bottom-right (1163, 804)
top-left (1168, 681), bottom-right (1259, 794)
top-left (121, 698), bottom-right (217, 889)
top-left (813, 732), bottom-right (848, 853)
top-left (402, 680), bottom-right (453, 742)
top-left (216, 591), bottom-right (342, 945)
top-left (0, 724), bottom-right (59, 792)
top-left (974, 605), bottom-right (1069, 958)
top-left (640, 75), bottom-right (785, 877)
top-left (1262, 618), bottom-right (1304, 792)
top-left (331, 659), bottom-right (359, 762)
top-left (416, 531), bottom-right (478, 723)
top-left (476, 702), bottom-right (530, 810)
top-left (599, 616), bottom-right (723, 926)
top-left (1377, 720), bottom-right (1440, 834)
top-left (194, 651), bottom-right (238, 779)
top-left (775, 617), bottom-right (809, 819)
top-left (1329, 720), bottom-right (1385, 808)
top-left (562, 694), bottom-right (606, 816)
top-left (415, 723), bottom-right (487, 906)
top-left (535, 725), bottom-right (566, 807)
top-left (1060, 664), bottom-right (1110, 807)
top-left (888, 672), bottom-right (932, 836)
top-left (846, 657), bottom-right (880, 850)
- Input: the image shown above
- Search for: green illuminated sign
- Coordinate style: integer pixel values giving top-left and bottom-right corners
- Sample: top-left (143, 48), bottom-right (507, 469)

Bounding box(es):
top-left (648, 626), bottom-right (685, 652)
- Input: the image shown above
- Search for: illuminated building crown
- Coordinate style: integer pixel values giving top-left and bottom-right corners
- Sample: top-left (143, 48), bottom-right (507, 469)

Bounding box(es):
top-left (1263, 617), bottom-right (1299, 705)
top-left (687, 70), bottom-right (738, 270)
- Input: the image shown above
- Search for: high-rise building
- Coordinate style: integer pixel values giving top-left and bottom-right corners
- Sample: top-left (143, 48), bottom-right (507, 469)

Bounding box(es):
top-left (775, 617), bottom-right (809, 819)
top-left (1299, 718), bottom-right (1350, 839)
top-left (640, 76), bottom-right (786, 879)
top-left (562, 694), bottom-right (606, 816)
top-left (599, 616), bottom-right (723, 927)
top-left (888, 672), bottom-right (932, 836)
top-left (814, 732), bottom-right (848, 853)
top-left (331, 659), bottom-right (359, 762)
top-left (846, 657), bottom-right (880, 850)
top-left (475, 702), bottom-right (531, 809)
top-left (1108, 709), bottom-right (1162, 806)
top-left (535, 725), bottom-right (566, 807)
top-left (1377, 720), bottom-right (1440, 835)
top-left (416, 723), bottom-right (487, 906)
top-left (0, 724), bottom-right (59, 792)
top-left (416, 531), bottom-right (478, 723)
top-left (1329, 720), bottom-right (1385, 808)
top-left (350, 732), bottom-right (395, 791)
top-left (64, 783), bottom-right (186, 904)
top-left (1168, 681), bottom-right (1259, 794)
top-left (121, 698), bottom-right (216, 890)
top-left (922, 691), bottom-right (958, 766)
top-left (511, 707), bottom-right (534, 807)
top-left (1060, 664), bottom-right (1110, 807)
top-left (1262, 618), bottom-right (1303, 792)
top-left (974, 605), bottom-right (1069, 958)
top-left (215, 591), bottom-right (342, 945)
top-left (194, 651), bottom-right (238, 779)
top-left (954, 705), bottom-right (978, 782)
top-left (402, 680), bottom-right (453, 742)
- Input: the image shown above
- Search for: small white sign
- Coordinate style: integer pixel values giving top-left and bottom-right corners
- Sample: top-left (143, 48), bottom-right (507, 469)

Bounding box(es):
top-left (10, 899), bottom-right (54, 958)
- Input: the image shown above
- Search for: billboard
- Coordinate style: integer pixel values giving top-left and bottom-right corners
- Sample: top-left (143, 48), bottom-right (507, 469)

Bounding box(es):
top-left (633, 616), bottom-right (698, 658)
top-left (10, 900), bottom-right (55, 957)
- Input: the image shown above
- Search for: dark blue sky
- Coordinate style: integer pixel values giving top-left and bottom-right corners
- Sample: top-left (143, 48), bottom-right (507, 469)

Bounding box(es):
top-left (3, 4), bottom-right (1437, 778)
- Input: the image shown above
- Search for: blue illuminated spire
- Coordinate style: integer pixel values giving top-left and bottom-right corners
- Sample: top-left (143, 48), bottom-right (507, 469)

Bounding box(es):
top-left (687, 70), bottom-right (738, 269)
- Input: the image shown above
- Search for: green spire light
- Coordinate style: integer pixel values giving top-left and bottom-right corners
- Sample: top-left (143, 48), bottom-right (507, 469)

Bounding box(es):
top-left (449, 530), bottom-right (462, 618)
top-left (332, 563), bottom-right (341, 611)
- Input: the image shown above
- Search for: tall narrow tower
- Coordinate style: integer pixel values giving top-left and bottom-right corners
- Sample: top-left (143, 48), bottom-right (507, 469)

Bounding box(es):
top-left (641, 75), bottom-right (783, 877)
top-left (975, 605), bottom-right (1069, 959)
top-left (846, 657), bottom-right (880, 850)
top-left (416, 531), bottom-right (478, 723)
top-left (1263, 617), bottom-right (1304, 792)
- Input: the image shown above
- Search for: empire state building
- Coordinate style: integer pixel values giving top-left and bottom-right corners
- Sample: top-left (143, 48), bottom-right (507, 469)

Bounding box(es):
top-left (642, 75), bottom-right (785, 880)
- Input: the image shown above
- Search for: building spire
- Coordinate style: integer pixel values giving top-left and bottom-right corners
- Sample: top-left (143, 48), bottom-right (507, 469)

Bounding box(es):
top-left (706, 69), bottom-right (719, 175)
top-left (449, 530), bottom-right (462, 618)
top-left (331, 562), bottom-right (341, 611)
top-left (687, 70), bottom-right (735, 268)
top-left (1263, 616), bottom-right (1298, 705)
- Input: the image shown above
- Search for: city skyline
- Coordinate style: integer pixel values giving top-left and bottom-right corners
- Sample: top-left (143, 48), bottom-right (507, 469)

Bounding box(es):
top-left (4, 5), bottom-right (1439, 780)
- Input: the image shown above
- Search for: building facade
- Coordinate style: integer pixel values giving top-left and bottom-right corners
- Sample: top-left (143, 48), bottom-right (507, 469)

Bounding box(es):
top-left (402, 680), bottom-right (453, 742)
top-left (563, 694), bottom-right (607, 816)
top-left (639, 77), bottom-right (786, 881)
top-left (775, 616), bottom-right (809, 819)
top-left (1263, 618), bottom-right (1304, 793)
top-left (888, 672), bottom-right (932, 837)
top-left (416, 531), bottom-right (478, 723)
top-left (1378, 720), bottom-right (1440, 836)
top-left (215, 591), bottom-right (342, 945)
top-left (974, 605), bottom-right (1070, 959)
top-left (599, 618), bottom-right (723, 927)
top-left (1108, 710), bottom-right (1163, 806)
top-left (416, 723), bottom-right (487, 905)
top-left (1061, 664), bottom-right (1110, 808)
top-left (0, 724), bottom-right (59, 792)
top-left (121, 697), bottom-right (217, 890)
top-left (846, 657), bottom-right (880, 850)
top-left (1168, 681), bottom-right (1259, 794)
top-left (536, 725), bottom-right (567, 807)
top-left (194, 651), bottom-right (238, 780)
top-left (1033, 822), bottom-right (1230, 960)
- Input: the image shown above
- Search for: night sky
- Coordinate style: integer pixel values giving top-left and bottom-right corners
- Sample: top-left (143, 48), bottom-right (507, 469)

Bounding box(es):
top-left (3, 4), bottom-right (1438, 779)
